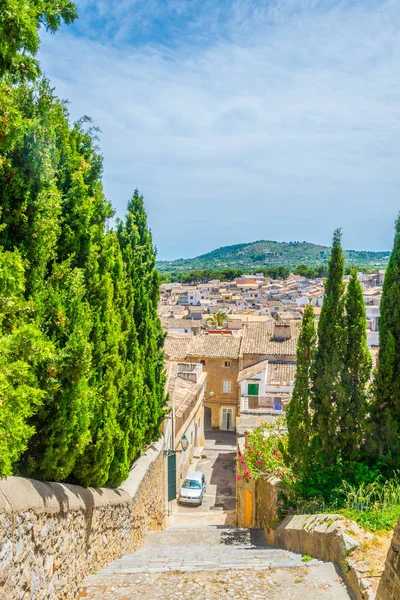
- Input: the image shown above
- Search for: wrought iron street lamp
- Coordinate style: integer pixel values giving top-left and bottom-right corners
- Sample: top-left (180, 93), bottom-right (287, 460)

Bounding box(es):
top-left (180, 434), bottom-right (189, 451)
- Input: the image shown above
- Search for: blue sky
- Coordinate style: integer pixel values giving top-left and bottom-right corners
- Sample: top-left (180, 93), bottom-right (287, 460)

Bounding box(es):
top-left (39, 0), bottom-right (400, 260)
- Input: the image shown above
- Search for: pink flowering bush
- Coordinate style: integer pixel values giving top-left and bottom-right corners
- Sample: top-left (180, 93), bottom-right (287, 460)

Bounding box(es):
top-left (236, 418), bottom-right (292, 483)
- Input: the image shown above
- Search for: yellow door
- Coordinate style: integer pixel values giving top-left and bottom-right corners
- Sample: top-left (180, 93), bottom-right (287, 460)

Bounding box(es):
top-left (244, 489), bottom-right (253, 527)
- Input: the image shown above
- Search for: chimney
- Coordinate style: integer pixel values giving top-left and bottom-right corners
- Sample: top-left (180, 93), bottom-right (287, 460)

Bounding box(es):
top-left (273, 321), bottom-right (291, 341)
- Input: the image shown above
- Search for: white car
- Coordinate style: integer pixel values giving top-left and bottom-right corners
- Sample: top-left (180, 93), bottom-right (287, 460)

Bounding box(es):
top-left (178, 470), bottom-right (207, 505)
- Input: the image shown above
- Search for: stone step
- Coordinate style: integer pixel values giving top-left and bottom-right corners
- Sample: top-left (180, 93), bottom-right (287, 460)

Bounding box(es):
top-left (144, 526), bottom-right (267, 548)
top-left (86, 544), bottom-right (322, 580)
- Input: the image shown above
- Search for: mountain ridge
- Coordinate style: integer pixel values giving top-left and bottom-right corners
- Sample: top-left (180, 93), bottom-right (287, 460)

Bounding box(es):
top-left (157, 239), bottom-right (390, 273)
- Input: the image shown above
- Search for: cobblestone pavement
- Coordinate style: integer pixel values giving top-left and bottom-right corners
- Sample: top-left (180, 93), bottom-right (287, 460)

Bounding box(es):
top-left (77, 564), bottom-right (351, 599)
top-left (77, 527), bottom-right (351, 599)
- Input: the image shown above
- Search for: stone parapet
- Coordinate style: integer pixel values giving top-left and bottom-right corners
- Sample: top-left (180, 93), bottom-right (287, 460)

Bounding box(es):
top-left (376, 517), bottom-right (400, 600)
top-left (0, 439), bottom-right (165, 600)
top-left (236, 473), bottom-right (376, 599)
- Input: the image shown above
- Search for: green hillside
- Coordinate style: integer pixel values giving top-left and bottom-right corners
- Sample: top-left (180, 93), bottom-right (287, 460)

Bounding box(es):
top-left (157, 240), bottom-right (390, 273)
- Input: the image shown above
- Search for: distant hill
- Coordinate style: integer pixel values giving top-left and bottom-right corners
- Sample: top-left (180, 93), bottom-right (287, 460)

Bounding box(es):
top-left (157, 240), bottom-right (390, 273)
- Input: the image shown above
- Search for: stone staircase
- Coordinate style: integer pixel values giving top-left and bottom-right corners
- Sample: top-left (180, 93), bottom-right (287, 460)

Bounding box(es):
top-left (92, 526), bottom-right (314, 575)
top-left (77, 526), bottom-right (352, 599)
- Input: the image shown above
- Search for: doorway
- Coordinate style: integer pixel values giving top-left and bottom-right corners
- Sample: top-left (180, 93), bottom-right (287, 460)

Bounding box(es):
top-left (221, 407), bottom-right (234, 431)
top-left (244, 489), bottom-right (253, 527)
top-left (204, 406), bottom-right (212, 431)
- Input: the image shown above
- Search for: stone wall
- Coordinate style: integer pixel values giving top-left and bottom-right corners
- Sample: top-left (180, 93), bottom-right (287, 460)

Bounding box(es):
top-left (0, 440), bottom-right (165, 600)
top-left (376, 517), bottom-right (400, 600)
top-left (236, 474), bottom-right (375, 600)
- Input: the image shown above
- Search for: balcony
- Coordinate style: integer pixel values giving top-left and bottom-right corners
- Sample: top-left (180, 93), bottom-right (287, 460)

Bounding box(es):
top-left (177, 362), bottom-right (203, 383)
top-left (240, 395), bottom-right (288, 413)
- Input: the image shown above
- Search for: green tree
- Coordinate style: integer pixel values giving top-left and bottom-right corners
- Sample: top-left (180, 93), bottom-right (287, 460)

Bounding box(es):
top-left (118, 191), bottom-right (166, 446)
top-left (0, 248), bottom-right (54, 476)
top-left (311, 229), bottom-right (346, 473)
top-left (108, 191), bottom-right (166, 486)
top-left (0, 1), bottom-right (167, 488)
top-left (74, 233), bottom-right (125, 488)
top-left (24, 261), bottom-right (94, 481)
top-left (368, 215), bottom-right (400, 468)
top-left (286, 303), bottom-right (316, 469)
top-left (0, 0), bottom-right (77, 82)
top-left (338, 269), bottom-right (372, 462)
top-left (207, 311), bottom-right (228, 328)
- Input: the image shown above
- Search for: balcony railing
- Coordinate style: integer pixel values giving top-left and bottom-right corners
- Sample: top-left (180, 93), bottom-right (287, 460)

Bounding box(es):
top-left (177, 362), bottom-right (203, 383)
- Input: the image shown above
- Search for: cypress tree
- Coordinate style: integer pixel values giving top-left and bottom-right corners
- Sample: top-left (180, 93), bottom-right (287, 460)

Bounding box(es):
top-left (109, 191), bottom-right (167, 486)
top-left (1, 1), bottom-right (167, 486)
top-left (0, 247), bottom-right (54, 476)
top-left (118, 191), bottom-right (166, 445)
top-left (286, 302), bottom-right (316, 469)
top-left (368, 215), bottom-right (400, 467)
top-left (338, 269), bottom-right (371, 462)
top-left (74, 233), bottom-right (125, 488)
top-left (311, 229), bottom-right (346, 470)
top-left (24, 261), bottom-right (94, 481)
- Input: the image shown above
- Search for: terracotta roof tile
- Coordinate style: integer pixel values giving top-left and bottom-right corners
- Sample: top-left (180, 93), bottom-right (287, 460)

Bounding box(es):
top-left (266, 362), bottom-right (296, 385)
top-left (241, 322), bottom-right (300, 356)
top-left (164, 333), bottom-right (191, 360)
top-left (187, 334), bottom-right (241, 359)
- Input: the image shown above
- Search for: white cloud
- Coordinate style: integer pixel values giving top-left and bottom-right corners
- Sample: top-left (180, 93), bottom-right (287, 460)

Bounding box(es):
top-left (39, 0), bottom-right (400, 258)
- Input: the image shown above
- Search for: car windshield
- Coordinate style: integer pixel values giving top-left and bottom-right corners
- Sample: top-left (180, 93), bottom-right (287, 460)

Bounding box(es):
top-left (182, 479), bottom-right (202, 489)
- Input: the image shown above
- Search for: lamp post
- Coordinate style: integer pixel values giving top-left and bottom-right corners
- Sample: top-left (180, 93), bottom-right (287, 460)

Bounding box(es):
top-left (180, 434), bottom-right (189, 452)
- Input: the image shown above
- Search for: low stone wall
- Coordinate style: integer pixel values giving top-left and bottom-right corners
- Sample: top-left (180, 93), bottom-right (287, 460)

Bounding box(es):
top-left (236, 474), bottom-right (375, 600)
top-left (0, 440), bottom-right (165, 600)
top-left (272, 513), bottom-right (375, 600)
top-left (376, 517), bottom-right (400, 600)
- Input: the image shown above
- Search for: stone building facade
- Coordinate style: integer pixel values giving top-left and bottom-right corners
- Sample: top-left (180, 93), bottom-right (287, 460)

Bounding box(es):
top-left (185, 335), bottom-right (241, 431)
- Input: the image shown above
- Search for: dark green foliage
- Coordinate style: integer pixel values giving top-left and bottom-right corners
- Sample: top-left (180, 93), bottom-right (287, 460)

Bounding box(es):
top-left (0, 248), bottom-right (54, 476)
top-left (294, 264), bottom-right (329, 279)
top-left (368, 215), bottom-right (400, 468)
top-left (24, 262), bottom-right (94, 481)
top-left (117, 191), bottom-right (166, 448)
top-left (338, 270), bottom-right (371, 462)
top-left (157, 239), bottom-right (389, 275)
top-left (0, 1), bottom-right (166, 485)
top-left (287, 231), bottom-right (375, 500)
top-left (159, 266), bottom-right (291, 284)
top-left (311, 229), bottom-right (346, 468)
top-left (286, 303), bottom-right (316, 469)
top-left (0, 0), bottom-right (77, 82)
top-left (160, 263), bottom-right (376, 284)
top-left (74, 233), bottom-right (125, 488)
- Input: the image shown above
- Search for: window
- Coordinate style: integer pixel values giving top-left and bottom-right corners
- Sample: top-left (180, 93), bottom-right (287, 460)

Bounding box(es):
top-left (247, 383), bottom-right (259, 396)
top-left (224, 361), bottom-right (231, 368)
top-left (200, 360), bottom-right (205, 366)
top-left (223, 381), bottom-right (232, 393)
top-left (182, 479), bottom-right (201, 489)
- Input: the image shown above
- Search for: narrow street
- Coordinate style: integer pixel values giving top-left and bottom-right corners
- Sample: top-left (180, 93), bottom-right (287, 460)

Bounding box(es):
top-left (77, 431), bottom-right (352, 599)
top-left (170, 431), bottom-right (236, 527)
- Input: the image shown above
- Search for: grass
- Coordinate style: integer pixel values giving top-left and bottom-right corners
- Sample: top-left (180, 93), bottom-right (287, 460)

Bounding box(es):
top-left (294, 477), bottom-right (400, 533)
top-left (338, 505), bottom-right (400, 532)
top-left (301, 555), bottom-right (313, 562)
top-left (334, 478), bottom-right (400, 532)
